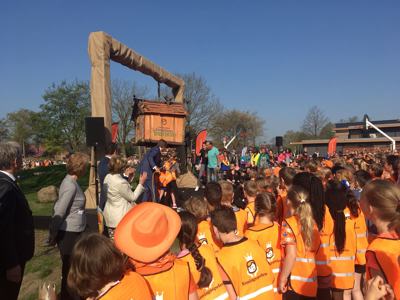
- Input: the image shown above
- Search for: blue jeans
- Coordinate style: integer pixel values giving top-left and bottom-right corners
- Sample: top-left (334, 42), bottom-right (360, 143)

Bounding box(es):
top-left (207, 167), bottom-right (217, 183)
top-left (141, 178), bottom-right (159, 202)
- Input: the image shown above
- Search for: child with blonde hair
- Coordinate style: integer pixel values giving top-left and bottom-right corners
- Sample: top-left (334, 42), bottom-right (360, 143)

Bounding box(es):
top-left (243, 181), bottom-right (259, 226)
top-left (219, 180), bottom-right (248, 235)
top-left (245, 192), bottom-right (282, 299)
top-left (361, 180), bottom-right (400, 299)
top-left (279, 186), bottom-right (320, 299)
top-left (184, 196), bottom-right (221, 252)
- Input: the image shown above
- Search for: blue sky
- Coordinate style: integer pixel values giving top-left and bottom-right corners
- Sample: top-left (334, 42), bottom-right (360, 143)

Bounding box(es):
top-left (1, 1), bottom-right (399, 139)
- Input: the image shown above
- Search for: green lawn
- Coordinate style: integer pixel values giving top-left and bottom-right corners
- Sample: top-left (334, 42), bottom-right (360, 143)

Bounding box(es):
top-left (19, 230), bottom-right (61, 300)
top-left (17, 165), bottom-right (89, 299)
top-left (18, 165), bottom-right (89, 216)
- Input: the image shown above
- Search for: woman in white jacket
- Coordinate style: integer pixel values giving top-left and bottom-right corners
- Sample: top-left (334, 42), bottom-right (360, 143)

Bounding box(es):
top-left (103, 155), bottom-right (146, 238)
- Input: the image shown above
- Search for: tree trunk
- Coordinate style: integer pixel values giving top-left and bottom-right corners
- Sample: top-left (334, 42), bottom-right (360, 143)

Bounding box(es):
top-left (22, 140), bottom-right (25, 158)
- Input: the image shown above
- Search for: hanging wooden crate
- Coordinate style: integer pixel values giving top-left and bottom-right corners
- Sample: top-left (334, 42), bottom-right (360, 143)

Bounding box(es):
top-left (132, 99), bottom-right (187, 145)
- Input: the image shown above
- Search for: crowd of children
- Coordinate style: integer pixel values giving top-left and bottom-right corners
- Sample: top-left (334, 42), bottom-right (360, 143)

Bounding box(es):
top-left (60, 150), bottom-right (400, 300)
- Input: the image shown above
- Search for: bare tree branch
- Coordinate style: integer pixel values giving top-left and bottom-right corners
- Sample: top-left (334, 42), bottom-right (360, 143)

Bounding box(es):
top-left (111, 79), bottom-right (149, 156)
top-left (301, 106), bottom-right (329, 137)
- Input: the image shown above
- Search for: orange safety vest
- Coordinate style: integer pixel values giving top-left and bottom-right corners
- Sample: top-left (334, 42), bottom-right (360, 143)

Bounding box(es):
top-left (197, 219), bottom-right (222, 252)
top-left (144, 260), bottom-right (191, 300)
top-left (100, 271), bottom-right (152, 300)
top-left (328, 210), bottom-right (356, 290)
top-left (233, 205), bottom-right (248, 236)
top-left (316, 205), bottom-right (334, 277)
top-left (284, 216), bottom-right (319, 297)
top-left (217, 237), bottom-right (275, 299)
top-left (179, 243), bottom-right (229, 300)
top-left (245, 222), bottom-right (282, 300)
top-left (245, 202), bottom-right (257, 226)
top-left (366, 236), bottom-right (400, 299)
top-left (276, 190), bottom-right (288, 225)
top-left (351, 209), bottom-right (368, 266)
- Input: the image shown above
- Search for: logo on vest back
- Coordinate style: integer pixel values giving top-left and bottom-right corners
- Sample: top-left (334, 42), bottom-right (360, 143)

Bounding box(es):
top-left (198, 232), bottom-right (208, 245)
top-left (155, 291), bottom-right (164, 300)
top-left (265, 242), bottom-right (275, 262)
top-left (245, 253), bottom-right (258, 277)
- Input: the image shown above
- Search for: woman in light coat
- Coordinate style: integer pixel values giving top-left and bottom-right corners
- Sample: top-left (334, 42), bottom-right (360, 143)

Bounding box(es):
top-left (103, 155), bottom-right (146, 238)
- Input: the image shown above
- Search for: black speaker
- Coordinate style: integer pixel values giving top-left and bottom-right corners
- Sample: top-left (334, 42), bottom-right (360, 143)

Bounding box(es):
top-left (85, 117), bottom-right (105, 148)
top-left (275, 136), bottom-right (283, 147)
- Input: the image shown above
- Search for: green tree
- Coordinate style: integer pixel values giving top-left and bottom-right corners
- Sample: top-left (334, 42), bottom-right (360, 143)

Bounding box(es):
top-left (5, 109), bottom-right (38, 156)
top-left (319, 122), bottom-right (335, 139)
top-left (210, 109), bottom-right (265, 149)
top-left (339, 116), bottom-right (359, 123)
top-left (40, 81), bottom-right (91, 152)
top-left (0, 118), bottom-right (9, 142)
top-left (283, 130), bottom-right (312, 149)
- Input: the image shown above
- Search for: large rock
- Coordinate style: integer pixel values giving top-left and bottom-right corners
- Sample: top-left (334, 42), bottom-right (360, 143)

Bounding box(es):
top-left (37, 186), bottom-right (59, 203)
top-left (176, 172), bottom-right (198, 188)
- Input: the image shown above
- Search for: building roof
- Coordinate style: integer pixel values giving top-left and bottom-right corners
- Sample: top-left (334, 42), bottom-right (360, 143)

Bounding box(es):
top-left (334, 119), bottom-right (400, 130)
top-left (291, 137), bottom-right (400, 146)
top-left (132, 99), bottom-right (187, 118)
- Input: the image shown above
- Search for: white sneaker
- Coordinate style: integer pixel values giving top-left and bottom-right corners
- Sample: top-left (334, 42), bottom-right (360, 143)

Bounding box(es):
top-left (195, 186), bottom-right (199, 191)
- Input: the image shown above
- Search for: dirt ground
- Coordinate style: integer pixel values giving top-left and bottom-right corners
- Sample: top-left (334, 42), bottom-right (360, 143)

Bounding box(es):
top-left (19, 230), bottom-right (61, 300)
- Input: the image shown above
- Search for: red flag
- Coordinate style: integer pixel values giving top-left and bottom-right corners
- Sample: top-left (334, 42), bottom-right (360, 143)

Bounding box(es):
top-left (328, 137), bottom-right (337, 156)
top-left (195, 129), bottom-right (207, 156)
top-left (111, 122), bottom-right (119, 143)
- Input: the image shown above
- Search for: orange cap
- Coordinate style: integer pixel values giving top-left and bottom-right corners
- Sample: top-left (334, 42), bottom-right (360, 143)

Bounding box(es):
top-left (273, 167), bottom-right (281, 177)
top-left (323, 160), bottom-right (333, 168)
top-left (114, 202), bottom-right (181, 263)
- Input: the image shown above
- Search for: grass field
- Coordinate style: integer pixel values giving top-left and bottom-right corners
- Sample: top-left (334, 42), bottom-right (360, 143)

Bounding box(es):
top-left (17, 165), bottom-right (182, 299)
top-left (17, 165), bottom-right (89, 300)
top-left (18, 165), bottom-right (89, 217)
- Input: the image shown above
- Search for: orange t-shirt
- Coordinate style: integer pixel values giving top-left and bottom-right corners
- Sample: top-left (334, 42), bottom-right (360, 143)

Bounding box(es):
top-left (100, 271), bottom-right (152, 300)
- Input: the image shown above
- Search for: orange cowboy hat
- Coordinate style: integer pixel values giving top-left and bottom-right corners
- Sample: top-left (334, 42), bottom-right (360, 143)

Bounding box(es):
top-left (322, 160), bottom-right (334, 169)
top-left (114, 202), bottom-right (181, 263)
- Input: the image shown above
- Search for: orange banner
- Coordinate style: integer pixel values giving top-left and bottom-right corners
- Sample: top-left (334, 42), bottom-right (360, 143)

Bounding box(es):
top-left (195, 129), bottom-right (207, 156)
top-left (328, 137), bottom-right (337, 156)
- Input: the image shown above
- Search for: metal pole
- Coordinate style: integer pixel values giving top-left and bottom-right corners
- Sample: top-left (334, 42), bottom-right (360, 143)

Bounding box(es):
top-left (366, 119), bottom-right (396, 152)
top-left (225, 135), bottom-right (238, 149)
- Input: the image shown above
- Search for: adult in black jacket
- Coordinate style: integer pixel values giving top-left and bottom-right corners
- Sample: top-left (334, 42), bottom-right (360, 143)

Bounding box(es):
top-left (139, 139), bottom-right (167, 202)
top-left (0, 142), bottom-right (34, 300)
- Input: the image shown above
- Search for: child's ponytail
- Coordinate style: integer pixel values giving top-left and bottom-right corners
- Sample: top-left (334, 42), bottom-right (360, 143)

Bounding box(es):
top-left (325, 180), bottom-right (348, 253)
top-left (288, 186), bottom-right (314, 249)
top-left (254, 192), bottom-right (276, 221)
top-left (188, 244), bottom-right (213, 288)
top-left (345, 185), bottom-right (360, 218)
top-left (178, 211), bottom-right (213, 288)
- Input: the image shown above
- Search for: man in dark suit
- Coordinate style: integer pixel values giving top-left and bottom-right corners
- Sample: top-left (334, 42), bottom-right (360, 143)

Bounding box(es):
top-left (139, 139), bottom-right (167, 202)
top-left (0, 142), bottom-right (35, 300)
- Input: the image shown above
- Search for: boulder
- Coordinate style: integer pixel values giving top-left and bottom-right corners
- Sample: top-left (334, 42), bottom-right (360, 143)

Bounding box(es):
top-left (176, 172), bottom-right (198, 189)
top-left (37, 186), bottom-right (59, 203)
